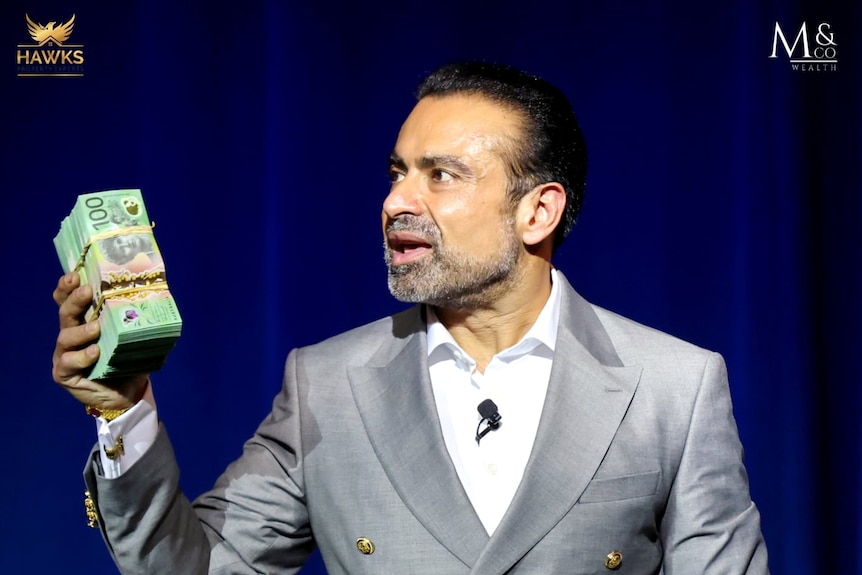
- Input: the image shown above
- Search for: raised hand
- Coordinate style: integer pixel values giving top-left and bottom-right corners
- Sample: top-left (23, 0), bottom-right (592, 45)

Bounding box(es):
top-left (52, 272), bottom-right (149, 412)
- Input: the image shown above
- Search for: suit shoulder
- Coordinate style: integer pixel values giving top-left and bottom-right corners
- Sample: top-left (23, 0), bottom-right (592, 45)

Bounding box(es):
top-left (295, 305), bottom-right (422, 363)
top-left (591, 304), bottom-right (720, 367)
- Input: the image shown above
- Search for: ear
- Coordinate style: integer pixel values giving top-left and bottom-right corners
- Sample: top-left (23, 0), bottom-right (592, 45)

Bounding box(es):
top-left (516, 182), bottom-right (566, 248)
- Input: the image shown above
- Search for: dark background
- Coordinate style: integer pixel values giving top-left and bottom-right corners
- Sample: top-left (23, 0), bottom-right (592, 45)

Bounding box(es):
top-left (2, 1), bottom-right (859, 573)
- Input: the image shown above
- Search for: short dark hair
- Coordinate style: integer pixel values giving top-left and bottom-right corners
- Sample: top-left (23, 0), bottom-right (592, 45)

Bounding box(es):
top-left (416, 61), bottom-right (587, 251)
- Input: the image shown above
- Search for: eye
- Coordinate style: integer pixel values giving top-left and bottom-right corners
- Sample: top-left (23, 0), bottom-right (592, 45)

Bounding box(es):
top-left (431, 169), bottom-right (453, 183)
top-left (388, 167), bottom-right (405, 183)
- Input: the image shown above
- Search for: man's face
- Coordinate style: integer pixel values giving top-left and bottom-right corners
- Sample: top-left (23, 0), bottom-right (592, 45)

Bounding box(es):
top-left (382, 94), bottom-right (525, 309)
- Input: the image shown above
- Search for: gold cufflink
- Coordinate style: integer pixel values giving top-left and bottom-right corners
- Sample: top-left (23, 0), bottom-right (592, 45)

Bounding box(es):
top-left (103, 435), bottom-right (125, 460)
top-left (356, 537), bottom-right (374, 555)
top-left (604, 550), bottom-right (622, 570)
top-left (84, 490), bottom-right (98, 528)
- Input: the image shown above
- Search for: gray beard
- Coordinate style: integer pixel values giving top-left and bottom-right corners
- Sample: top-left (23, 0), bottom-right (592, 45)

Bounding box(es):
top-left (384, 214), bottom-right (521, 310)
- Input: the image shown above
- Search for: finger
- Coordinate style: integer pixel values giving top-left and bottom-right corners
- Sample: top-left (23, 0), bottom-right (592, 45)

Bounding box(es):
top-left (52, 272), bottom-right (80, 306)
top-left (55, 320), bottom-right (100, 354)
top-left (52, 342), bottom-right (99, 385)
top-left (58, 284), bottom-right (93, 329)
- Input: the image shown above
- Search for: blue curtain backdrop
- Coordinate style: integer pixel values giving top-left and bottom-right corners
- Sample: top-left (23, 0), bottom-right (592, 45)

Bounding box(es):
top-left (2, 1), bottom-right (859, 573)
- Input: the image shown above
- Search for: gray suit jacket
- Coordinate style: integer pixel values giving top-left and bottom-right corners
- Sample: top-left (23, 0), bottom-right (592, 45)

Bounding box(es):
top-left (85, 273), bottom-right (769, 574)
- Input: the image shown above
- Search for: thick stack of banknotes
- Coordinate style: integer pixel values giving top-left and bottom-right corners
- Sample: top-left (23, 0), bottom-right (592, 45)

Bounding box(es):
top-left (54, 189), bottom-right (182, 381)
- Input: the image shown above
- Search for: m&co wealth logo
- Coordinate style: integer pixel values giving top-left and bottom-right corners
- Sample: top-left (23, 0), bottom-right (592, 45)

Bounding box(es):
top-left (16, 14), bottom-right (85, 77)
top-left (768, 21), bottom-right (838, 72)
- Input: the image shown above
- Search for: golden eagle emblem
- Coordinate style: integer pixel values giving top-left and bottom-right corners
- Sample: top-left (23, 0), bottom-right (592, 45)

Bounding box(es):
top-left (25, 13), bottom-right (75, 46)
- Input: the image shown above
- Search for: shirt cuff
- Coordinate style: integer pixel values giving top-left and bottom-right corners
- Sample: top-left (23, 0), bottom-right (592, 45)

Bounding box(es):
top-left (94, 382), bottom-right (158, 479)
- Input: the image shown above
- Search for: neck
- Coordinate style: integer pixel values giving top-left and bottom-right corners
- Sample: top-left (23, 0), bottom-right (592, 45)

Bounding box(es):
top-left (433, 261), bottom-right (553, 373)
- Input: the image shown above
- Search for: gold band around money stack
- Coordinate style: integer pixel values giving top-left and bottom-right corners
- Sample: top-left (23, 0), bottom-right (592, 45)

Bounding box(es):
top-left (74, 223), bottom-right (166, 319)
top-left (85, 405), bottom-right (129, 422)
top-left (74, 223), bottom-right (156, 272)
top-left (92, 283), bottom-right (169, 318)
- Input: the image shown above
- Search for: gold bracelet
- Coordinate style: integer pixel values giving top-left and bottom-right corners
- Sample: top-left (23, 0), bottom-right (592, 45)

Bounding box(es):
top-left (85, 405), bottom-right (129, 422)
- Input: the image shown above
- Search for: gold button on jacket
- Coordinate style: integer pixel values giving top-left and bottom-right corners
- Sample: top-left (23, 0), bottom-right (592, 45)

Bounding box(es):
top-left (355, 537), bottom-right (374, 555)
top-left (604, 550), bottom-right (622, 570)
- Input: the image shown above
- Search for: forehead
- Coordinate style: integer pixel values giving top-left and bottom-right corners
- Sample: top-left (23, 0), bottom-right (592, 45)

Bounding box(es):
top-left (394, 94), bottom-right (523, 160)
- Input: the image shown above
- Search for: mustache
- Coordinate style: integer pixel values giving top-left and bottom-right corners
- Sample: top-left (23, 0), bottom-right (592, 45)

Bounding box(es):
top-left (386, 215), bottom-right (441, 243)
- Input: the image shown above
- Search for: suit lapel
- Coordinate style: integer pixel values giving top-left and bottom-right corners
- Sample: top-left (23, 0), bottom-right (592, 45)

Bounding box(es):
top-left (471, 277), bottom-right (643, 574)
top-left (348, 307), bottom-right (489, 568)
top-left (348, 277), bottom-right (642, 573)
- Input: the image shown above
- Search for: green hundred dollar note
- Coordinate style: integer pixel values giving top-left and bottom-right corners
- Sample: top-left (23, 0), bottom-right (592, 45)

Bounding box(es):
top-left (54, 189), bottom-right (182, 381)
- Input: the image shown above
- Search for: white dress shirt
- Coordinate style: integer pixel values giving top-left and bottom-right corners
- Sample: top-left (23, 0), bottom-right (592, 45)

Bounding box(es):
top-left (427, 269), bottom-right (561, 535)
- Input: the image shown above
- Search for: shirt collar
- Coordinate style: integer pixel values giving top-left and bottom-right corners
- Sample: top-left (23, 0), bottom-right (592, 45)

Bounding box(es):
top-left (426, 268), bottom-right (562, 364)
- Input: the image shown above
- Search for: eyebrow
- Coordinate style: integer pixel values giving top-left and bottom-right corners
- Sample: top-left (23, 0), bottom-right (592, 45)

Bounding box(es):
top-left (388, 152), bottom-right (474, 176)
top-left (389, 152), bottom-right (407, 171)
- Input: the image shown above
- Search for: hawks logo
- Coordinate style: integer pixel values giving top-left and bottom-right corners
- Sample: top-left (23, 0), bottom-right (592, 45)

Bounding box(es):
top-left (16, 13), bottom-right (85, 77)
top-left (25, 13), bottom-right (76, 46)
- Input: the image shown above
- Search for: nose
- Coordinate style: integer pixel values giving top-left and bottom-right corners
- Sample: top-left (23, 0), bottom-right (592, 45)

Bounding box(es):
top-left (382, 174), bottom-right (422, 224)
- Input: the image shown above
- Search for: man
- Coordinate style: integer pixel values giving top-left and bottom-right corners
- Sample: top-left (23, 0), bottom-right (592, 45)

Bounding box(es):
top-left (52, 62), bottom-right (769, 573)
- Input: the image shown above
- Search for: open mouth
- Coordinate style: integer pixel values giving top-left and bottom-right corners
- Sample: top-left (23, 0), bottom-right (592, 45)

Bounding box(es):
top-left (387, 231), bottom-right (433, 266)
